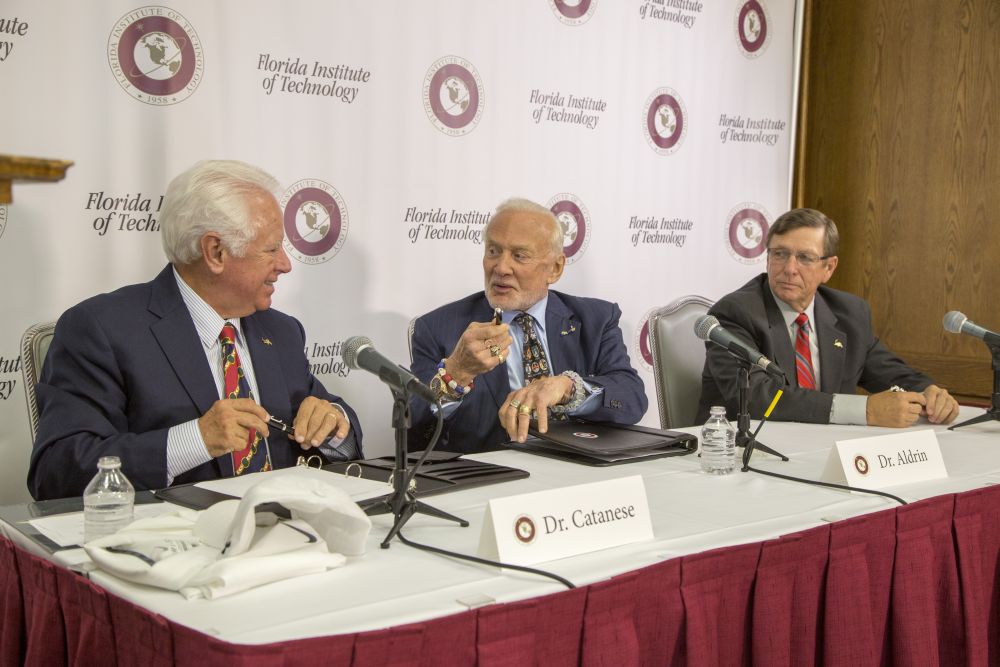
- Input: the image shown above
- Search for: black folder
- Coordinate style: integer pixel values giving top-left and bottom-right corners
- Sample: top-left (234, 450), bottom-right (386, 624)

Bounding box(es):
top-left (506, 419), bottom-right (697, 466)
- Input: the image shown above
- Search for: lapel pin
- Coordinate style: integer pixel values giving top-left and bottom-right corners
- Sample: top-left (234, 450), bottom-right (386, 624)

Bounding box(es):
top-left (262, 337), bottom-right (273, 346)
top-left (569, 324), bottom-right (577, 333)
top-left (561, 330), bottom-right (568, 336)
top-left (833, 339), bottom-right (843, 349)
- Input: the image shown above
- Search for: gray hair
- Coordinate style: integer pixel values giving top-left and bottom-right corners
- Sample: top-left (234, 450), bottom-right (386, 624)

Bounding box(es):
top-left (160, 160), bottom-right (281, 264)
top-left (767, 207), bottom-right (840, 257)
top-left (487, 197), bottom-right (564, 256)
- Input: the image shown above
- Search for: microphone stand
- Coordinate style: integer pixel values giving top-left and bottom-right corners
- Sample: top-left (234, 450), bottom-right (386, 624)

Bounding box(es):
top-left (949, 343), bottom-right (1000, 431)
top-left (366, 387), bottom-right (468, 549)
top-left (734, 360), bottom-right (789, 463)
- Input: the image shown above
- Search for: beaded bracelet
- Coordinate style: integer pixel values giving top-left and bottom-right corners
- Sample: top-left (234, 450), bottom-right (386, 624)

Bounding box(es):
top-left (437, 359), bottom-right (473, 397)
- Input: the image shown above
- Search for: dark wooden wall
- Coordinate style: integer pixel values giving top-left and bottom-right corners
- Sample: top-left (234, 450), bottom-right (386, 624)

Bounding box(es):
top-left (794, 0), bottom-right (1000, 400)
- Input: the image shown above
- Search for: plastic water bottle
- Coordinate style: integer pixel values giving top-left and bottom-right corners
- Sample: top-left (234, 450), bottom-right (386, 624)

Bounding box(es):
top-left (83, 456), bottom-right (135, 543)
top-left (700, 406), bottom-right (736, 475)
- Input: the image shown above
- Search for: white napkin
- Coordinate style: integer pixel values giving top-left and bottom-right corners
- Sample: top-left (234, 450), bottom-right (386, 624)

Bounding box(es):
top-left (84, 475), bottom-right (372, 599)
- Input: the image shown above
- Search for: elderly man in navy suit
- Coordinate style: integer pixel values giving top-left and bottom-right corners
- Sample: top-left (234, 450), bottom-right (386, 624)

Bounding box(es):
top-left (409, 198), bottom-right (647, 454)
top-left (29, 160), bottom-right (362, 500)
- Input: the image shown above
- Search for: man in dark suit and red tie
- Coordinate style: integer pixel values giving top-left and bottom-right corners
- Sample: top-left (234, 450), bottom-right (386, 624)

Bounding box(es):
top-left (28, 160), bottom-right (362, 500)
top-left (697, 207), bottom-right (959, 427)
top-left (409, 198), bottom-right (647, 454)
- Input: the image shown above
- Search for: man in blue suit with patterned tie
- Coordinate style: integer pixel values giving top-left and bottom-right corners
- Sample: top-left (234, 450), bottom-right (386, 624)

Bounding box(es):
top-left (28, 160), bottom-right (362, 500)
top-left (409, 198), bottom-right (647, 454)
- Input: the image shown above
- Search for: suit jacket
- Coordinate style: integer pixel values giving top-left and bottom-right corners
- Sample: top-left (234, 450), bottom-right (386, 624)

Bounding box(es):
top-left (696, 274), bottom-right (933, 424)
top-left (28, 265), bottom-right (363, 500)
top-left (409, 290), bottom-right (648, 454)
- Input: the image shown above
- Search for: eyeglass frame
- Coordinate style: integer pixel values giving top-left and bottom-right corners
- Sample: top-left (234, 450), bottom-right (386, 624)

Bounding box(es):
top-left (766, 247), bottom-right (835, 267)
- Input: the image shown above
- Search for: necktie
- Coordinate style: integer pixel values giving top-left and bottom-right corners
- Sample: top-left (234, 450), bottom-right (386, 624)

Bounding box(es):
top-left (219, 323), bottom-right (270, 475)
top-left (514, 312), bottom-right (550, 383)
top-left (794, 313), bottom-right (817, 390)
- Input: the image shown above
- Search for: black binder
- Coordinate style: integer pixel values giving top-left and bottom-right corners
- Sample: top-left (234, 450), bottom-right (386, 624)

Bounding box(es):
top-left (506, 419), bottom-right (697, 466)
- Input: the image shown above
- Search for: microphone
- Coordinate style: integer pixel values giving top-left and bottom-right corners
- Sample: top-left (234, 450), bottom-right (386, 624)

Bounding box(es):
top-left (943, 311), bottom-right (1000, 347)
top-left (694, 315), bottom-right (787, 382)
top-left (343, 336), bottom-right (438, 403)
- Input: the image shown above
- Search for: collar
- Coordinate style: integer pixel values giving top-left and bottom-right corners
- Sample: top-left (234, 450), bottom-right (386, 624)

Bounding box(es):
top-left (173, 267), bottom-right (244, 348)
top-left (769, 285), bottom-right (817, 331)
top-left (503, 294), bottom-right (549, 336)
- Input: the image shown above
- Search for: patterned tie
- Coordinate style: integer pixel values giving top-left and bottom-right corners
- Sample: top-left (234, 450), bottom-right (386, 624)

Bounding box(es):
top-left (794, 313), bottom-right (817, 390)
top-left (514, 312), bottom-right (550, 383)
top-left (219, 323), bottom-right (271, 475)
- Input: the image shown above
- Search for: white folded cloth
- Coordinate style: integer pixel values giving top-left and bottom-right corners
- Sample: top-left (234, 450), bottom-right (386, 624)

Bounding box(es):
top-left (84, 475), bottom-right (372, 599)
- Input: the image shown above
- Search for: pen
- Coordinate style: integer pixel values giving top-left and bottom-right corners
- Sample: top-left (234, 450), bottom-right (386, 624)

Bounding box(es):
top-left (492, 307), bottom-right (503, 325)
top-left (267, 415), bottom-right (337, 446)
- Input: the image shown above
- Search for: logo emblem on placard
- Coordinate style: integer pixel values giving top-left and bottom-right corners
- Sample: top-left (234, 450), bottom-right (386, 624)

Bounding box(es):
top-left (644, 88), bottom-right (687, 155)
top-left (514, 515), bottom-right (537, 544)
top-left (725, 203), bottom-right (770, 263)
top-left (548, 0), bottom-right (598, 25)
top-left (633, 308), bottom-right (658, 372)
top-left (573, 432), bottom-right (599, 439)
top-left (107, 7), bottom-right (204, 105)
top-left (280, 180), bottom-right (349, 265)
top-left (735, 0), bottom-right (771, 58)
top-left (547, 193), bottom-right (591, 264)
top-left (423, 56), bottom-right (484, 136)
top-left (854, 455), bottom-right (870, 476)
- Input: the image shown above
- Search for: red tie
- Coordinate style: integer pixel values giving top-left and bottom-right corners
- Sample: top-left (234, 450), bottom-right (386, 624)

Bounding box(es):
top-left (794, 313), bottom-right (816, 390)
top-left (219, 323), bottom-right (270, 475)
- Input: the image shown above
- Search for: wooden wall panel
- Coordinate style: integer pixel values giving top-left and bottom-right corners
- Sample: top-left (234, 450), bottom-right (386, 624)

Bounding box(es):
top-left (795, 0), bottom-right (1000, 399)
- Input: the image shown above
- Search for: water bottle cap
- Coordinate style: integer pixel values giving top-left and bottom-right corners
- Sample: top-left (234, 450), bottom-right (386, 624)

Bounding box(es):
top-left (97, 456), bottom-right (122, 470)
top-left (709, 406), bottom-right (726, 416)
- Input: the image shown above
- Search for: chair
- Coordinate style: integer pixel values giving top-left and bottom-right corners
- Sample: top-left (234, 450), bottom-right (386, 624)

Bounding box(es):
top-left (21, 321), bottom-right (56, 441)
top-left (648, 296), bottom-right (714, 429)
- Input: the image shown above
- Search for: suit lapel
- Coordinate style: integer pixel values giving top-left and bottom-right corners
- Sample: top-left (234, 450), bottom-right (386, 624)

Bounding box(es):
top-left (147, 267), bottom-right (230, 476)
top-left (762, 287), bottom-right (797, 383)
top-left (544, 292), bottom-right (577, 375)
top-left (242, 316), bottom-right (288, 418)
top-left (814, 293), bottom-right (846, 393)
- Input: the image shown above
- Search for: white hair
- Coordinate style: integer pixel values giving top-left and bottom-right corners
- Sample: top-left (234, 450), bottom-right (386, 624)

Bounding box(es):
top-left (159, 160), bottom-right (281, 264)
top-left (488, 197), bottom-right (563, 256)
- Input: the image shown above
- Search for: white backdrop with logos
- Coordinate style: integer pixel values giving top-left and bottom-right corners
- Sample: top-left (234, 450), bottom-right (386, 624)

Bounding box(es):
top-left (0, 0), bottom-right (800, 504)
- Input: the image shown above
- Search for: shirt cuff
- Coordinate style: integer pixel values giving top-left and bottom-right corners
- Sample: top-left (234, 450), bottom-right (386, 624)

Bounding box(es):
top-left (830, 393), bottom-right (869, 425)
top-left (567, 381), bottom-right (604, 417)
top-left (318, 402), bottom-right (357, 461)
top-left (166, 419), bottom-right (213, 485)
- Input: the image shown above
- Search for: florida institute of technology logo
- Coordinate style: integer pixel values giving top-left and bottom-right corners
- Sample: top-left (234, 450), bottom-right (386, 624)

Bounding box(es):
top-left (548, 194), bottom-right (591, 264)
top-left (514, 515), bottom-right (537, 545)
top-left (280, 180), bottom-right (349, 265)
top-left (548, 0), bottom-right (598, 25)
top-left (644, 88), bottom-right (687, 155)
top-left (633, 308), bottom-right (658, 372)
top-left (108, 7), bottom-right (203, 105)
top-left (725, 203), bottom-right (770, 263)
top-left (735, 0), bottom-right (770, 58)
top-left (854, 455), bottom-right (870, 476)
top-left (423, 56), bottom-right (484, 136)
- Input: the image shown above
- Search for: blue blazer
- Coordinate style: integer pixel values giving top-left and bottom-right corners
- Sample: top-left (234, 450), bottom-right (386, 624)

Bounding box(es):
top-left (28, 265), bottom-right (363, 500)
top-left (409, 290), bottom-right (647, 454)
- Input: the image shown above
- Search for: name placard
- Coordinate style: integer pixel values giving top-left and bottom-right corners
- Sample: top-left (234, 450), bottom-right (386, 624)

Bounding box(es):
top-left (477, 475), bottom-right (653, 567)
top-left (821, 429), bottom-right (947, 490)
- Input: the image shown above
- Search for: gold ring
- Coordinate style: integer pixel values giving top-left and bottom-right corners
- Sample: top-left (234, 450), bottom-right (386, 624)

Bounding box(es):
top-left (518, 404), bottom-right (533, 416)
top-left (489, 344), bottom-right (501, 357)
top-left (510, 399), bottom-right (521, 409)
top-left (485, 338), bottom-right (495, 349)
